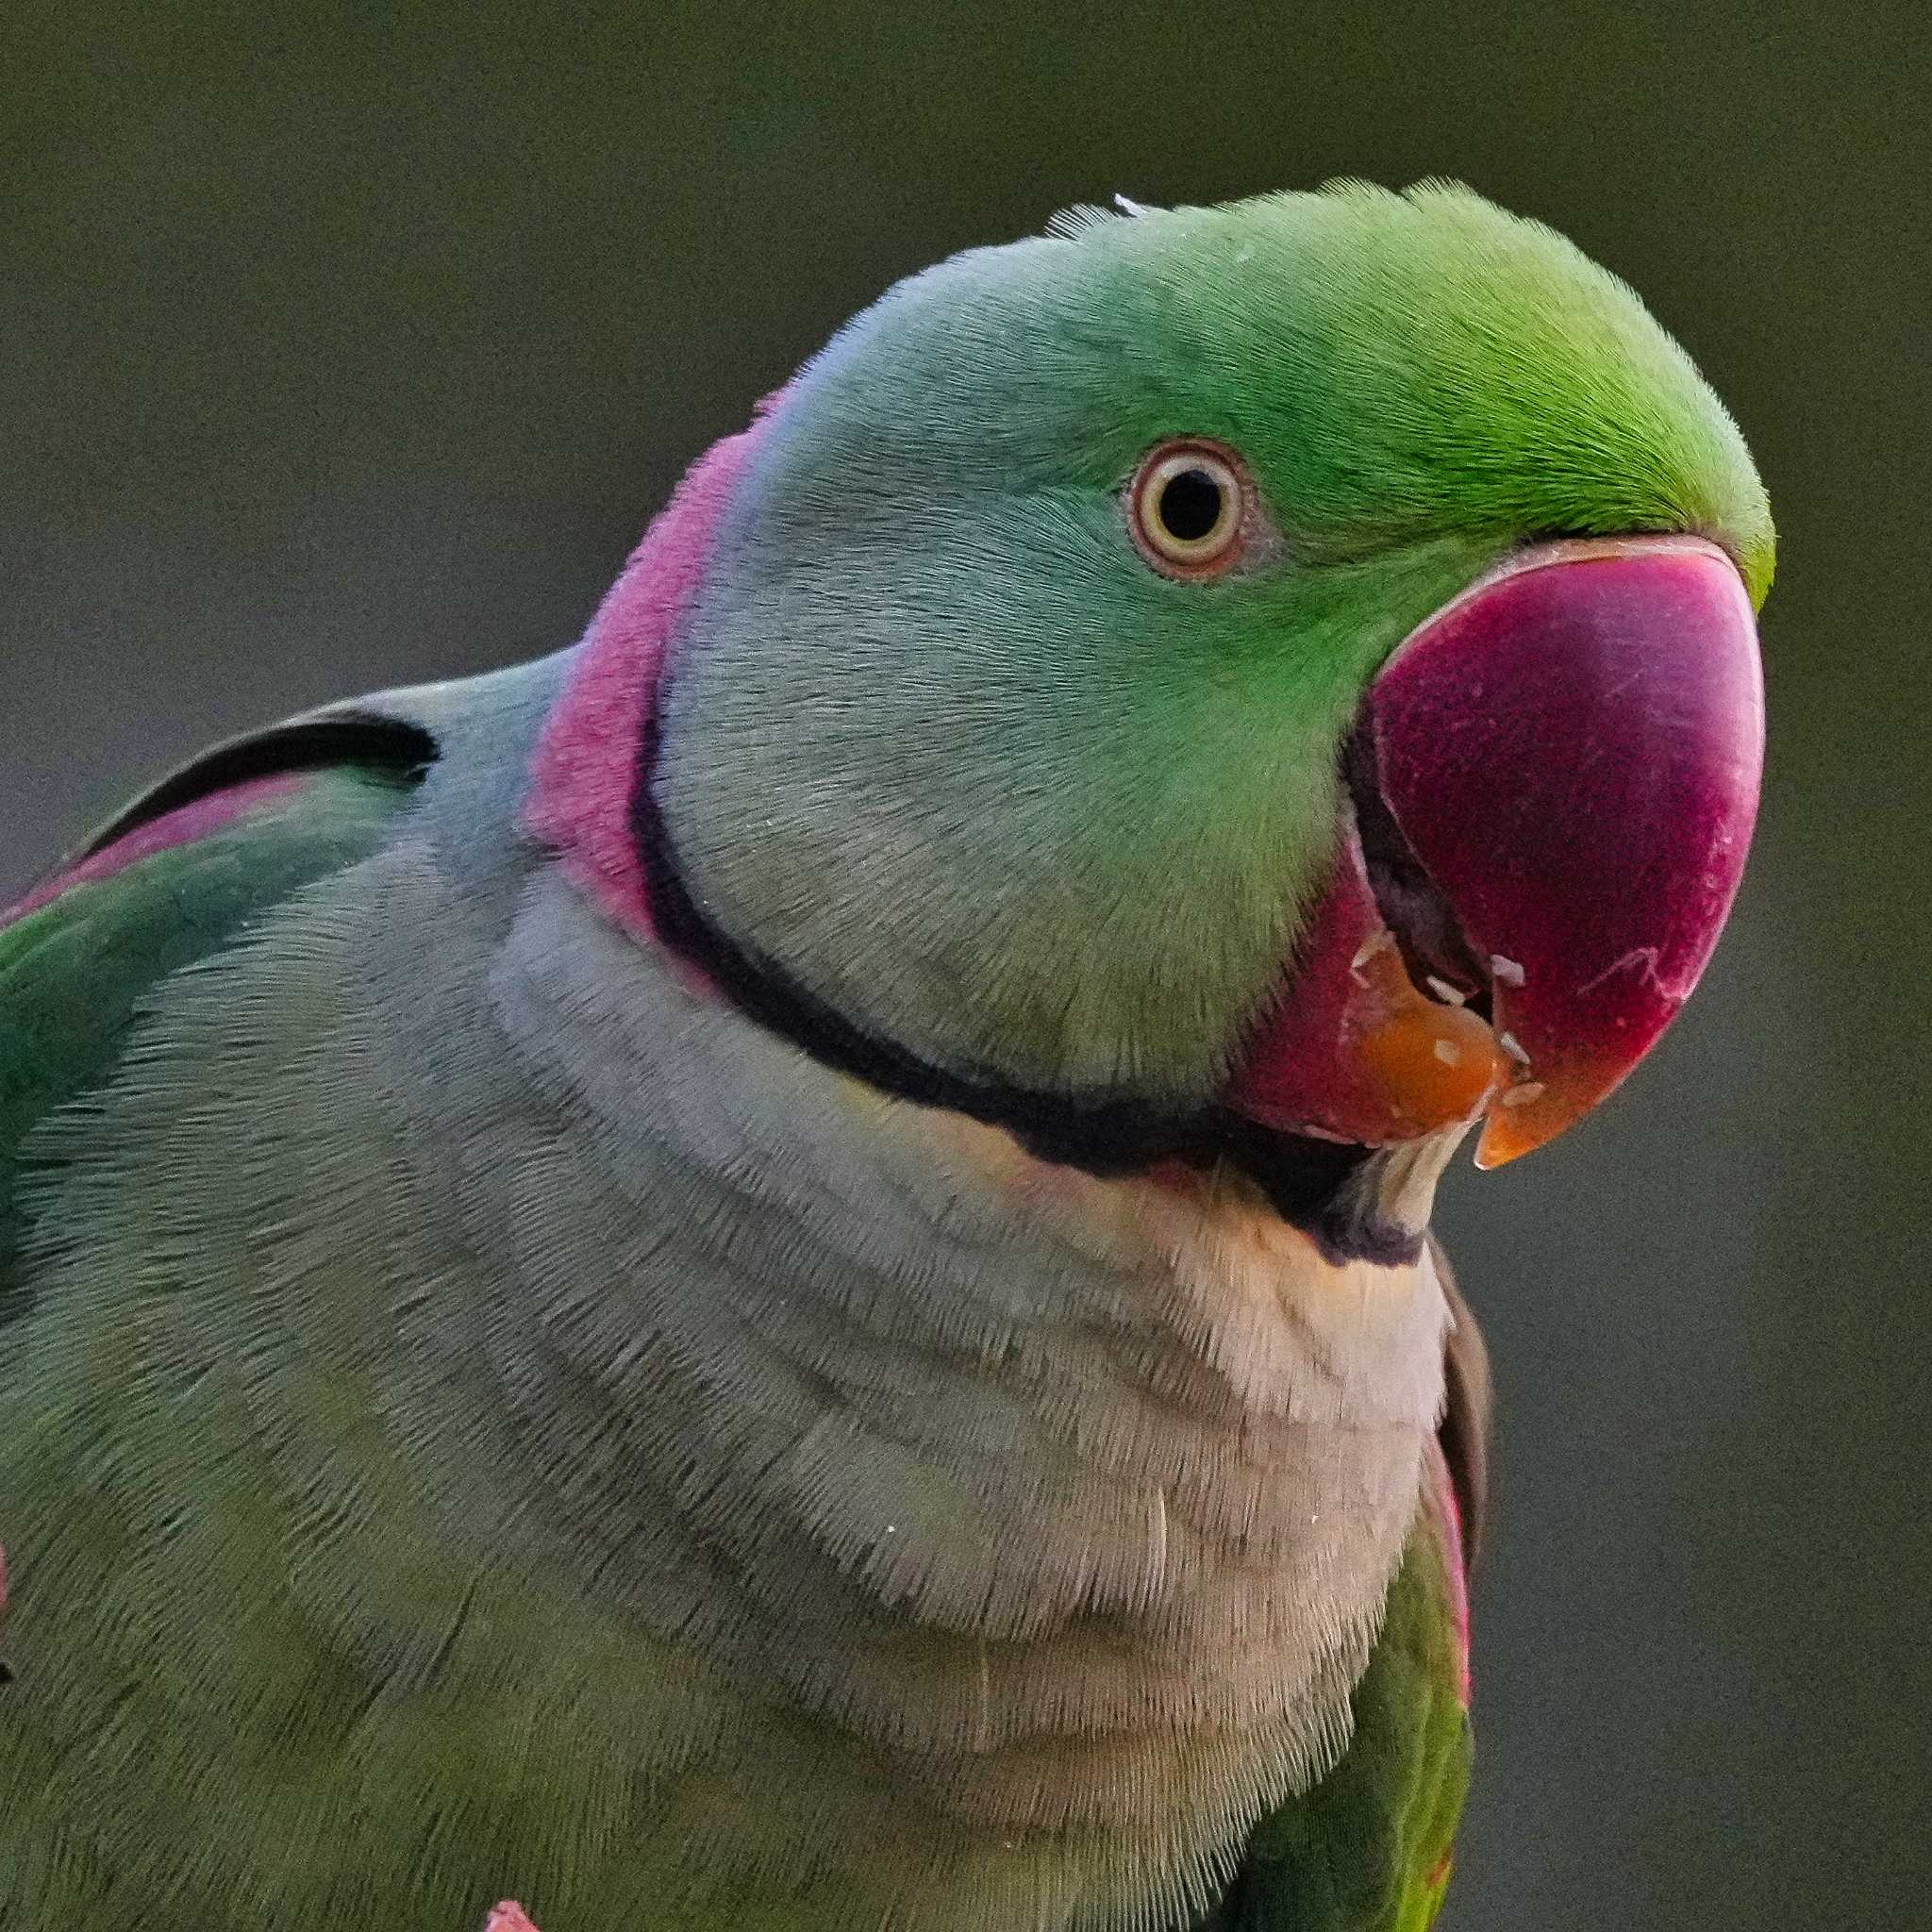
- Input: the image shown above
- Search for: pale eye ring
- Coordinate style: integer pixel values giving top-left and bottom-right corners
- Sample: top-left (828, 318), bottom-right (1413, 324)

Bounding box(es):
top-left (1127, 440), bottom-right (1250, 578)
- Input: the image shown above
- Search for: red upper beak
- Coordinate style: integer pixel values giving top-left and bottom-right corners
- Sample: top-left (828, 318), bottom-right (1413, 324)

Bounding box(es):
top-left (1226, 535), bottom-right (1765, 1167)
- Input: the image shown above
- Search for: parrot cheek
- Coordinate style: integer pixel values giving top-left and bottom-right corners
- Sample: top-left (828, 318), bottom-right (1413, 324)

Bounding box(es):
top-left (1226, 534), bottom-right (1764, 1165)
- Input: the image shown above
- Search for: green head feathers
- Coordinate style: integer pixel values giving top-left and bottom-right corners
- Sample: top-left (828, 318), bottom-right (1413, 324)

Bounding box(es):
top-left (655, 180), bottom-right (1772, 1110)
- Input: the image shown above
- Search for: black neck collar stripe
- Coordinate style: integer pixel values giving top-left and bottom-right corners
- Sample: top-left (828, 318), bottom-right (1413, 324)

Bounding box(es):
top-left (628, 703), bottom-right (1420, 1270)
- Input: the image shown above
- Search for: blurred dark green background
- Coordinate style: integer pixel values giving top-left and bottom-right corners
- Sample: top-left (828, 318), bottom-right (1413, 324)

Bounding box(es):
top-left (4, 4), bottom-right (1926, 1926)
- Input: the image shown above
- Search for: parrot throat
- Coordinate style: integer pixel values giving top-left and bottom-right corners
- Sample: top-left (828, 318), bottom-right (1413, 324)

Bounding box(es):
top-left (628, 708), bottom-right (1418, 1266)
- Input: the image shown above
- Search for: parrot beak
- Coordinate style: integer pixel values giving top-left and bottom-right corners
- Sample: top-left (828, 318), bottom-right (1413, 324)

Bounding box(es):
top-left (1226, 534), bottom-right (1764, 1167)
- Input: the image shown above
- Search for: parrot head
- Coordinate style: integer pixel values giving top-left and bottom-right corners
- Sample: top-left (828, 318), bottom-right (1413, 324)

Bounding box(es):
top-left (544, 180), bottom-right (1771, 1259)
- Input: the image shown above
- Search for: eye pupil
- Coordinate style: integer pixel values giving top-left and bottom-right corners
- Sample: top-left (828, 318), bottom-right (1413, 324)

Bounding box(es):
top-left (1158, 467), bottom-right (1225, 542)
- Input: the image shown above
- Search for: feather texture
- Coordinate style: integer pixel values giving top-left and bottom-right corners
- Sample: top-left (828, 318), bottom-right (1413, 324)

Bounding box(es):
top-left (0, 686), bottom-right (1471, 1928)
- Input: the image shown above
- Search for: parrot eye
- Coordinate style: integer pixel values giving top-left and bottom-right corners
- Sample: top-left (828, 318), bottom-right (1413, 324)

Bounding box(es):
top-left (1127, 441), bottom-right (1251, 578)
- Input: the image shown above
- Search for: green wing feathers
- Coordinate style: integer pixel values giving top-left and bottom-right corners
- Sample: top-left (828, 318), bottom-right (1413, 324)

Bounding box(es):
top-left (0, 758), bottom-right (424, 1302)
top-left (1202, 1255), bottom-right (1486, 1932)
top-left (1199, 1465), bottom-right (1474, 1932)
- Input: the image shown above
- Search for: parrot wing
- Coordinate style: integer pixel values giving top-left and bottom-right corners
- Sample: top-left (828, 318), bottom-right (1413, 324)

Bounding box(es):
top-left (0, 708), bottom-right (435, 1308)
top-left (1195, 1246), bottom-right (1487, 1932)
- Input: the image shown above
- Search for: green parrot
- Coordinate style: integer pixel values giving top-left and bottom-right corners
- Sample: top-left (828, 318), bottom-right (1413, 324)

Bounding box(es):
top-left (0, 181), bottom-right (1770, 1931)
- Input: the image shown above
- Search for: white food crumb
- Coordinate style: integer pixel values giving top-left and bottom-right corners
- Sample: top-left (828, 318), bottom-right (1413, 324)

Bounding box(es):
top-left (1500, 1080), bottom-right (1547, 1108)
top-left (1499, 1030), bottom-right (1531, 1065)
top-left (1491, 954), bottom-right (1526, 988)
top-left (1425, 975), bottom-right (1467, 1006)
top-left (1352, 930), bottom-right (1395, 971)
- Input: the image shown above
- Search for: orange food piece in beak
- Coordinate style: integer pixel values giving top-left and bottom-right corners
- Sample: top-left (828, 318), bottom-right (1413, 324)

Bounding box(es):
top-left (1352, 940), bottom-right (1509, 1129)
top-left (1229, 854), bottom-right (1506, 1147)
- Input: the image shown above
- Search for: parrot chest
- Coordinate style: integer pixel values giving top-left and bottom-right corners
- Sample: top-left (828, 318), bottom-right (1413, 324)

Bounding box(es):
top-left (0, 851), bottom-right (1449, 1930)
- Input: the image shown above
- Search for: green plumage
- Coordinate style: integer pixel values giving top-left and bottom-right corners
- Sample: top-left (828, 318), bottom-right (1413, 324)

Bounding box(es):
top-left (1196, 1509), bottom-right (1471, 1932)
top-left (0, 768), bottom-right (419, 1296)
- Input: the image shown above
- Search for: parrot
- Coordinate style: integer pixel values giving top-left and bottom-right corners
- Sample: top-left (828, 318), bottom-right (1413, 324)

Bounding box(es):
top-left (0, 180), bottom-right (1770, 1932)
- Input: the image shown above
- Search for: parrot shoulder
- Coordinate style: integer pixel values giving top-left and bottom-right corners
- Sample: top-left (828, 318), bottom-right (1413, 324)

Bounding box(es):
top-left (1199, 1241), bottom-right (1487, 1932)
top-left (0, 705), bottom-right (438, 1288)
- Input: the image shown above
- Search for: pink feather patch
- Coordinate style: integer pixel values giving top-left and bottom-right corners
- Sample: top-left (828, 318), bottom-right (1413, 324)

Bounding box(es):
top-left (2, 774), bottom-right (306, 932)
top-left (480, 1905), bottom-right (541, 1932)
top-left (523, 390), bottom-right (790, 946)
